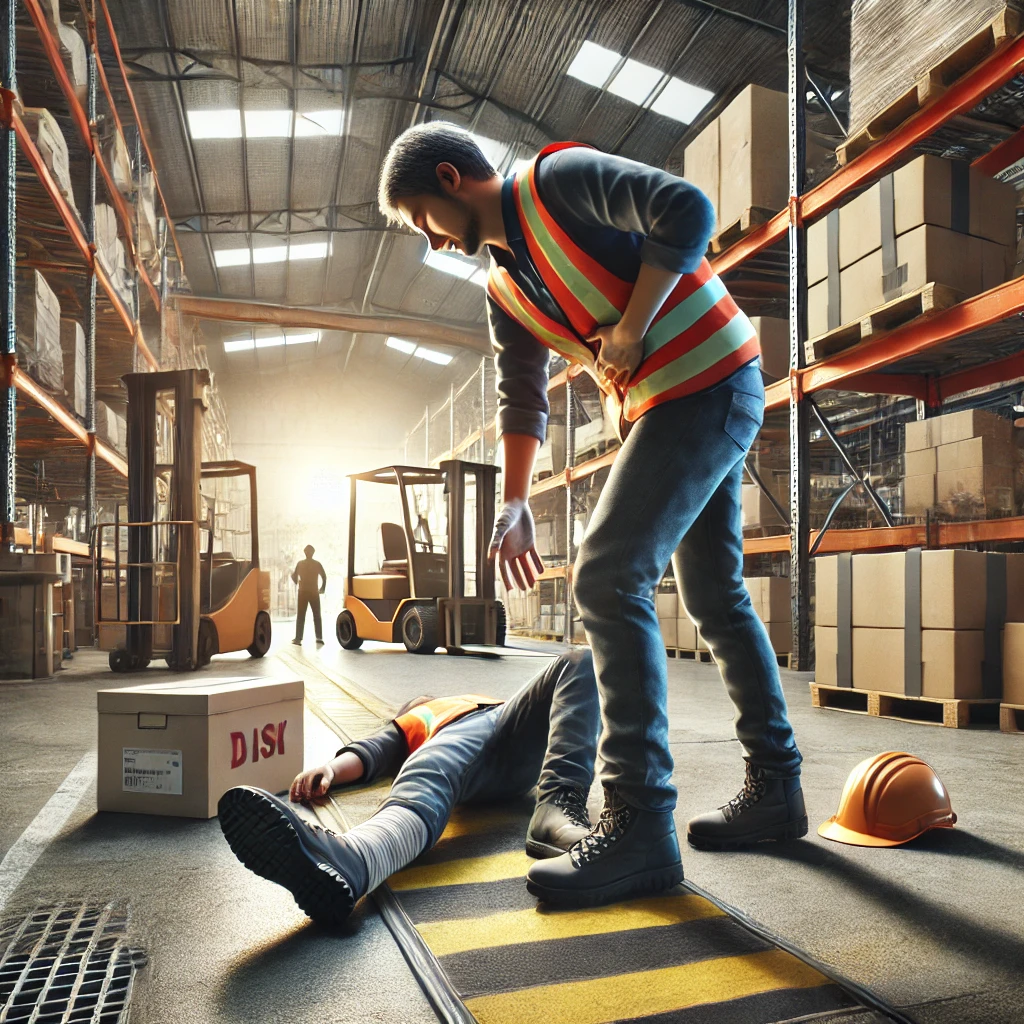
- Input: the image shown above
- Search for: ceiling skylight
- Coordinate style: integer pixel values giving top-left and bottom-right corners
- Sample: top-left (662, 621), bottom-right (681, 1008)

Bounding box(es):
top-left (416, 348), bottom-right (453, 366)
top-left (565, 41), bottom-right (713, 125)
top-left (223, 330), bottom-right (320, 353)
top-left (386, 337), bottom-right (417, 355)
top-left (566, 41), bottom-right (621, 88)
top-left (223, 337), bottom-right (254, 353)
top-left (214, 240), bottom-right (332, 268)
top-left (188, 108), bottom-right (344, 140)
top-left (385, 336), bottom-right (453, 365)
top-left (424, 249), bottom-right (484, 282)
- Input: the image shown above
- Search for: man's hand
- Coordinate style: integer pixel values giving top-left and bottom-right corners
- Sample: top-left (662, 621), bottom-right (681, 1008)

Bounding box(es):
top-left (590, 320), bottom-right (644, 391)
top-left (489, 497), bottom-right (545, 591)
top-left (290, 762), bottom-right (335, 803)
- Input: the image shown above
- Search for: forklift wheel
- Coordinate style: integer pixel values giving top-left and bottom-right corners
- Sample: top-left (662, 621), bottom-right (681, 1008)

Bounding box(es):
top-left (197, 619), bottom-right (217, 668)
top-left (336, 610), bottom-right (363, 650)
top-left (248, 611), bottom-right (272, 658)
top-left (495, 600), bottom-right (507, 646)
top-left (400, 603), bottom-right (439, 655)
top-left (109, 649), bottom-right (149, 673)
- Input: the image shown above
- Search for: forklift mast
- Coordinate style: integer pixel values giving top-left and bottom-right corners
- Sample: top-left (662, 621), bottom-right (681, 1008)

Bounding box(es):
top-left (123, 368), bottom-right (208, 670)
top-left (441, 460), bottom-right (497, 601)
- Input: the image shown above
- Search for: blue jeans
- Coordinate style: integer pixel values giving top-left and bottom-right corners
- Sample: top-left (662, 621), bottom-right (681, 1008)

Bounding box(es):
top-left (383, 650), bottom-right (599, 845)
top-left (574, 359), bottom-right (802, 814)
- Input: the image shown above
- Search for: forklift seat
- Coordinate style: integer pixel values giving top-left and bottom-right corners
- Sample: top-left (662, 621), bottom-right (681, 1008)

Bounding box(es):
top-left (380, 522), bottom-right (409, 575)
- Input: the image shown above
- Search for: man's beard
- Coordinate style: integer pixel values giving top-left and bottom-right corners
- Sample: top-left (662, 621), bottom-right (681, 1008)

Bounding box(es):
top-left (460, 208), bottom-right (481, 256)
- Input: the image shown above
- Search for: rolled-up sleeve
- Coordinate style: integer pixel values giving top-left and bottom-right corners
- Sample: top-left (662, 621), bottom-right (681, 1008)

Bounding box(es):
top-left (543, 147), bottom-right (715, 275)
top-left (488, 295), bottom-right (550, 443)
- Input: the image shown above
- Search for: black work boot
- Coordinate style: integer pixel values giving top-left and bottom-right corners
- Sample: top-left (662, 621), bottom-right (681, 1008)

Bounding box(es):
top-left (686, 763), bottom-right (808, 850)
top-left (526, 785), bottom-right (592, 859)
top-left (525, 786), bottom-right (683, 907)
top-left (218, 786), bottom-right (369, 927)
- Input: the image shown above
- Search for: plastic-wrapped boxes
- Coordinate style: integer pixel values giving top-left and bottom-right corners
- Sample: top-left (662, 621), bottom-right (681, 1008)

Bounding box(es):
top-left (22, 107), bottom-right (75, 210)
top-left (806, 155), bottom-right (1015, 338)
top-left (16, 269), bottom-right (63, 394)
top-left (59, 319), bottom-right (86, 418)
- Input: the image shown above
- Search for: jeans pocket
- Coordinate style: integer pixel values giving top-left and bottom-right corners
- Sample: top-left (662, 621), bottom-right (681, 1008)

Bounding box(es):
top-left (723, 390), bottom-right (764, 452)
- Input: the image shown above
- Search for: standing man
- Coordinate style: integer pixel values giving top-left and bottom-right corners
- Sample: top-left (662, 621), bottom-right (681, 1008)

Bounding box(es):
top-left (292, 544), bottom-right (326, 646)
top-left (378, 123), bottom-right (804, 908)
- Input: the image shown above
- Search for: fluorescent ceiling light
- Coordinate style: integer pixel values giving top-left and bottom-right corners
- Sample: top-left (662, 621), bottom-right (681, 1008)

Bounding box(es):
top-left (255, 335), bottom-right (285, 349)
top-left (213, 240), bottom-right (332, 268)
top-left (416, 347), bottom-right (452, 365)
top-left (470, 267), bottom-right (488, 287)
top-left (566, 41), bottom-right (620, 88)
top-left (188, 108), bottom-right (345, 140)
top-left (386, 337), bottom-right (417, 355)
top-left (188, 109), bottom-right (242, 139)
top-left (285, 331), bottom-right (319, 345)
top-left (650, 77), bottom-right (714, 123)
top-left (424, 249), bottom-right (480, 280)
top-left (223, 337), bottom-right (254, 353)
top-left (607, 57), bottom-right (663, 105)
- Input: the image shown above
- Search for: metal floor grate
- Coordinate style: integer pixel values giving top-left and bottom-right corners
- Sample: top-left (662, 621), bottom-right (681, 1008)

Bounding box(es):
top-left (0, 903), bottom-right (146, 1024)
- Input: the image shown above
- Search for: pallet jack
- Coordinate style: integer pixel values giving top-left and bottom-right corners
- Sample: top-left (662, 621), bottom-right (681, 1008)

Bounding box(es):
top-left (335, 459), bottom-right (506, 654)
top-left (94, 369), bottom-right (271, 672)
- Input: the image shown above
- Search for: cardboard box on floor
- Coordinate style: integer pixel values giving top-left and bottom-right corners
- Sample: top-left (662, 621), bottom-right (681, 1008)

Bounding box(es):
top-left (97, 676), bottom-right (304, 818)
top-left (1004, 624), bottom-right (1024, 705)
top-left (852, 626), bottom-right (986, 698)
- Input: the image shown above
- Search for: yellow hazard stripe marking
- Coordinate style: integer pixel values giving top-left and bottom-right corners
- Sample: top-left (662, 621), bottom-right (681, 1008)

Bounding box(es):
top-left (389, 850), bottom-right (532, 891)
top-left (464, 947), bottom-right (831, 1024)
top-left (435, 808), bottom-right (528, 842)
top-left (416, 893), bottom-right (723, 957)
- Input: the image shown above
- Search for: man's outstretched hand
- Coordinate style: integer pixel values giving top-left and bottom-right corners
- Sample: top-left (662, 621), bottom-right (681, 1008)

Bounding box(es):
top-left (489, 497), bottom-right (545, 590)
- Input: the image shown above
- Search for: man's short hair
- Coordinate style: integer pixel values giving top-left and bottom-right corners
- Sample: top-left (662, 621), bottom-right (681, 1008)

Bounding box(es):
top-left (378, 122), bottom-right (495, 225)
top-left (304, 544), bottom-right (315, 556)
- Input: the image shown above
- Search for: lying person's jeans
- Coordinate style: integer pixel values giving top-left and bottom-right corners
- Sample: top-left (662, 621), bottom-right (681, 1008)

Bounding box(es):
top-left (573, 358), bottom-right (803, 815)
top-left (383, 650), bottom-right (600, 845)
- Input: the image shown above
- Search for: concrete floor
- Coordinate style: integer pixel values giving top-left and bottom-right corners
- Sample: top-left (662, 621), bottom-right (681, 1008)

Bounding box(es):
top-left (2, 625), bottom-right (1022, 1024)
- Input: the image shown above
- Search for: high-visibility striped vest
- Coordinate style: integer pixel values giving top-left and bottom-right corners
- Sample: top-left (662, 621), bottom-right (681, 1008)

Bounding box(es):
top-left (487, 142), bottom-right (760, 428)
top-left (394, 694), bottom-right (504, 753)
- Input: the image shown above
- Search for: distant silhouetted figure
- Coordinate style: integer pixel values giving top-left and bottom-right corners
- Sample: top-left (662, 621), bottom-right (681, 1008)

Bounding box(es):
top-left (292, 544), bottom-right (326, 645)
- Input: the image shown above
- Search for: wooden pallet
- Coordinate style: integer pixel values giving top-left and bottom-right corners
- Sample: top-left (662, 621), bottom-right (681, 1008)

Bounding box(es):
top-left (668, 647), bottom-right (714, 663)
top-left (710, 206), bottom-right (775, 254)
top-left (803, 283), bottom-right (963, 364)
top-left (810, 682), bottom-right (1001, 728)
top-left (837, 7), bottom-right (1022, 166)
top-left (1000, 703), bottom-right (1024, 734)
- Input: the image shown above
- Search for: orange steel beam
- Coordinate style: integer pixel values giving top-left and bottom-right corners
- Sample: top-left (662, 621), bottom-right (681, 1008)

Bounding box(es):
top-left (530, 471), bottom-right (567, 499)
top-left (95, 0), bottom-right (185, 267)
top-left (802, 277), bottom-right (1024, 395)
top-left (547, 368), bottom-right (568, 392)
top-left (938, 350), bottom-right (1024, 401)
top-left (569, 447), bottom-right (618, 483)
top-left (940, 515), bottom-right (1024, 545)
top-left (13, 367), bottom-right (128, 475)
top-left (836, 372), bottom-right (930, 402)
top-left (972, 124), bottom-right (1024, 177)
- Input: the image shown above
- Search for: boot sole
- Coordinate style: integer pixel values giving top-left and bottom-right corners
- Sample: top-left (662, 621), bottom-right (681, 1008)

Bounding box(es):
top-left (218, 787), bottom-right (356, 927)
top-left (526, 863), bottom-right (684, 908)
top-left (525, 837), bottom-right (570, 860)
top-left (686, 815), bottom-right (809, 851)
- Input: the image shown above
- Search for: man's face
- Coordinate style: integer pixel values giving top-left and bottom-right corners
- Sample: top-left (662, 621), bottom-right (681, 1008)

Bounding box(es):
top-left (396, 192), bottom-right (481, 258)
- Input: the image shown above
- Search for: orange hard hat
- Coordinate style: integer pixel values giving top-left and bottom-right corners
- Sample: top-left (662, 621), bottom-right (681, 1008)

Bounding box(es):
top-left (819, 751), bottom-right (956, 847)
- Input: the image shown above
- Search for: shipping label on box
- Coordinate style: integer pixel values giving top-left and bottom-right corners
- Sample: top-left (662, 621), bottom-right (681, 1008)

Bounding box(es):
top-left (122, 748), bottom-right (183, 795)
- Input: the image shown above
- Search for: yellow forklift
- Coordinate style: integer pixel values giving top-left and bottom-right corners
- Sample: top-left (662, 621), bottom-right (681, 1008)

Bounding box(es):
top-left (336, 459), bottom-right (505, 654)
top-left (95, 369), bottom-right (271, 672)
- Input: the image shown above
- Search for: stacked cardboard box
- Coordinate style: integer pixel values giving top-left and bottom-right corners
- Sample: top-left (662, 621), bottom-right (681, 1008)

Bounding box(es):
top-left (806, 155), bottom-right (1014, 338)
top-left (656, 587), bottom-right (708, 653)
top-left (103, 129), bottom-right (133, 195)
top-left (742, 481), bottom-right (787, 533)
top-left (96, 401), bottom-right (120, 448)
top-left (1005, 623), bottom-right (1024, 707)
top-left (745, 576), bottom-right (791, 654)
top-left (749, 317), bottom-right (789, 382)
top-left (94, 203), bottom-right (134, 304)
top-left (137, 171), bottom-right (160, 266)
top-left (59, 319), bottom-right (85, 418)
top-left (534, 519), bottom-right (566, 561)
top-left (15, 269), bottom-right (63, 394)
top-left (22, 108), bottom-right (75, 210)
top-left (816, 550), bottom-right (1024, 698)
top-left (903, 409), bottom-right (1016, 518)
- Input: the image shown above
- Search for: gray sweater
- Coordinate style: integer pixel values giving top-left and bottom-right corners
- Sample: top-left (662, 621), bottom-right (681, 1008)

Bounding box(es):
top-left (486, 146), bottom-right (716, 442)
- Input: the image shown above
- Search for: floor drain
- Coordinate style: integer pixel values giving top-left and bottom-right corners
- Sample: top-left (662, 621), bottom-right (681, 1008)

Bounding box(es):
top-left (0, 902), bottom-right (146, 1023)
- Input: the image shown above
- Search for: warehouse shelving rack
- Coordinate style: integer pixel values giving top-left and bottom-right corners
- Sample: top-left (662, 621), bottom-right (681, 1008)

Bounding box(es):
top-left (1, 0), bottom-right (186, 552)
top-left (398, 3), bottom-right (1024, 660)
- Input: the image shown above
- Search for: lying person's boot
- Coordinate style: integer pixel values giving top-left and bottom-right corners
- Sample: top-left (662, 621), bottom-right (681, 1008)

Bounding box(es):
top-left (526, 785), bottom-right (592, 858)
top-left (686, 763), bottom-right (808, 850)
top-left (526, 786), bottom-right (683, 907)
top-left (218, 786), bottom-right (368, 927)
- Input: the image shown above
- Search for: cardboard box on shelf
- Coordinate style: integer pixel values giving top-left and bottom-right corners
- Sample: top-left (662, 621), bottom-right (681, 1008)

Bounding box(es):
top-left (742, 484), bottom-right (786, 531)
top-left (904, 447), bottom-right (937, 477)
top-left (656, 591), bottom-right (678, 620)
top-left (905, 409), bottom-right (1012, 451)
top-left (937, 465), bottom-right (1015, 517)
top-left (95, 402), bottom-right (120, 447)
top-left (903, 473), bottom-right (937, 516)
top-left (749, 316), bottom-right (788, 381)
top-left (103, 129), bottom-right (133, 195)
top-left (138, 172), bottom-right (159, 263)
top-left (763, 621), bottom-right (791, 654)
top-left (684, 118), bottom-right (720, 227)
top-left (936, 435), bottom-right (1015, 473)
top-left (59, 319), bottom-right (85, 418)
top-left (676, 617), bottom-right (697, 650)
top-left (659, 618), bottom-right (678, 649)
top-left (22, 107), bottom-right (74, 207)
top-left (97, 676), bottom-right (304, 818)
top-left (15, 269), bottom-right (63, 394)
top-left (56, 22), bottom-right (87, 103)
top-left (94, 204), bottom-right (126, 277)
top-left (1004, 623), bottom-right (1024, 705)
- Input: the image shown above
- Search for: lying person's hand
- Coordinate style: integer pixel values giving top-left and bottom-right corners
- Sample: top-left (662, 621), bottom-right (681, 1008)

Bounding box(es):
top-left (290, 762), bottom-right (335, 803)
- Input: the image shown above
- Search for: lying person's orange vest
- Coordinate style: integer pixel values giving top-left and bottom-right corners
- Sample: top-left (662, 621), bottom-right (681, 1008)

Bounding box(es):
top-left (395, 695), bottom-right (504, 753)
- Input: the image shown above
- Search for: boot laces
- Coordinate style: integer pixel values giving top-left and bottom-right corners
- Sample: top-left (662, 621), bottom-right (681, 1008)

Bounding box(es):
top-left (570, 798), bottom-right (632, 867)
top-left (723, 764), bottom-right (767, 822)
top-left (305, 821), bottom-right (337, 839)
top-left (553, 786), bottom-right (591, 830)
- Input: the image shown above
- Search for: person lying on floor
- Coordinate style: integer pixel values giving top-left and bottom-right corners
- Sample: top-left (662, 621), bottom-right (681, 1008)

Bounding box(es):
top-left (218, 649), bottom-right (599, 927)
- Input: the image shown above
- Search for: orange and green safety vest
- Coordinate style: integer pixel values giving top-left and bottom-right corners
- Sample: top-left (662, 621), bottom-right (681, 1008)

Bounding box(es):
top-left (394, 694), bottom-right (504, 753)
top-left (487, 142), bottom-right (760, 426)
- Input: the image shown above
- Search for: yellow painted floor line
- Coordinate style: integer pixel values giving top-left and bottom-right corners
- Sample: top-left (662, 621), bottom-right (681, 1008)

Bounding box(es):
top-left (464, 947), bottom-right (831, 1024)
top-left (389, 849), bottom-right (533, 891)
top-left (417, 893), bottom-right (724, 956)
top-left (435, 807), bottom-right (527, 842)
